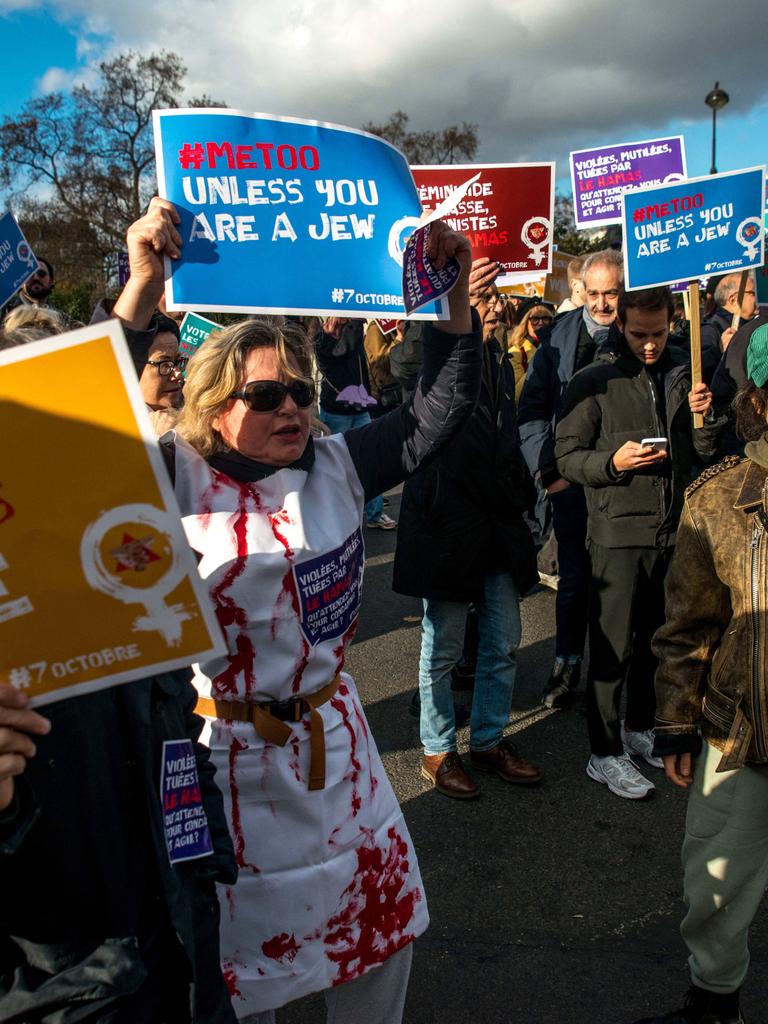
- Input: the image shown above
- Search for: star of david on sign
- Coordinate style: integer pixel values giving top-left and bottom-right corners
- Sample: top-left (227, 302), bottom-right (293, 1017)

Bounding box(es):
top-left (111, 533), bottom-right (162, 573)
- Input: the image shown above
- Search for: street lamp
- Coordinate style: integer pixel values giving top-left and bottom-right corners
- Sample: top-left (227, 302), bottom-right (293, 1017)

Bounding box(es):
top-left (705, 81), bottom-right (729, 175)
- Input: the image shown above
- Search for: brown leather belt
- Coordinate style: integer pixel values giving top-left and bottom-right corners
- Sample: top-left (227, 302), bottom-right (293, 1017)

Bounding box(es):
top-left (195, 675), bottom-right (341, 791)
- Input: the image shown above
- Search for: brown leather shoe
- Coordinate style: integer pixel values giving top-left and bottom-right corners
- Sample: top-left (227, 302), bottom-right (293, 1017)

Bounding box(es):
top-left (470, 738), bottom-right (542, 784)
top-left (421, 752), bottom-right (480, 799)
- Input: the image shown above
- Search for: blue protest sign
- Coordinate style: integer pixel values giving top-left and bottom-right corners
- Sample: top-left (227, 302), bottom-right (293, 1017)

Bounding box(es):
top-left (153, 109), bottom-right (444, 319)
top-left (160, 739), bottom-right (213, 864)
top-left (622, 167), bottom-right (766, 291)
top-left (0, 212), bottom-right (39, 310)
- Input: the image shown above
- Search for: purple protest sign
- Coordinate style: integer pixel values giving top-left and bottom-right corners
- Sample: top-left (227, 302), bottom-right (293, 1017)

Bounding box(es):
top-left (570, 136), bottom-right (687, 229)
top-left (118, 251), bottom-right (131, 287)
top-left (294, 528), bottom-right (365, 646)
top-left (160, 739), bottom-right (213, 864)
top-left (402, 221), bottom-right (460, 316)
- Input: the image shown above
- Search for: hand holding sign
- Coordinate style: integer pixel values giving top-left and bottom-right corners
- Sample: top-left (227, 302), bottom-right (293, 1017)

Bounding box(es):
top-left (0, 683), bottom-right (50, 811)
top-left (115, 198), bottom-right (183, 331)
top-left (424, 219), bottom-right (472, 334)
top-left (688, 382), bottom-right (713, 418)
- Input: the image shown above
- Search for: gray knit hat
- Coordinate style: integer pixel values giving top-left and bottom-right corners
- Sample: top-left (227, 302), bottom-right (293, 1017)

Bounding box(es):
top-left (746, 324), bottom-right (768, 388)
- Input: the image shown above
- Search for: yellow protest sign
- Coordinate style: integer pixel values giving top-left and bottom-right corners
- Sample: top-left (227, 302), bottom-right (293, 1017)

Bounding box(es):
top-left (499, 274), bottom-right (546, 299)
top-left (499, 251), bottom-right (577, 304)
top-left (544, 250), bottom-right (577, 306)
top-left (0, 320), bottom-right (225, 706)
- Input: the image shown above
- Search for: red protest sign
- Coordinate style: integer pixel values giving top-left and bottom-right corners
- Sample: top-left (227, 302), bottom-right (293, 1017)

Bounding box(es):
top-left (410, 163), bottom-right (555, 284)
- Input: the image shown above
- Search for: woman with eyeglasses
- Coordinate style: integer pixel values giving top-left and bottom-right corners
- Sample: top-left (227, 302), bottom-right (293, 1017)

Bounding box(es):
top-left (92, 291), bottom-right (187, 432)
top-left (138, 311), bottom-right (187, 420)
top-left (110, 198), bottom-right (483, 1024)
top-left (507, 303), bottom-right (554, 402)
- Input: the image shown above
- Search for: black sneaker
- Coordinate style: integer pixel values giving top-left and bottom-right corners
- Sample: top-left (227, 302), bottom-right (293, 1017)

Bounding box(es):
top-left (541, 659), bottom-right (581, 709)
top-left (632, 986), bottom-right (744, 1023)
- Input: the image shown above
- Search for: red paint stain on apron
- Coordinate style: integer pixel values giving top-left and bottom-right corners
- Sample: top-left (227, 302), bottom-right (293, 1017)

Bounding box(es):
top-left (330, 690), bottom-right (362, 816)
top-left (228, 735), bottom-right (259, 875)
top-left (261, 931), bottom-right (302, 964)
top-left (267, 507), bottom-right (311, 694)
top-left (288, 735), bottom-right (303, 783)
top-left (324, 827), bottom-right (419, 985)
top-left (333, 620), bottom-right (358, 676)
top-left (222, 962), bottom-right (242, 999)
top-left (211, 482), bottom-right (257, 697)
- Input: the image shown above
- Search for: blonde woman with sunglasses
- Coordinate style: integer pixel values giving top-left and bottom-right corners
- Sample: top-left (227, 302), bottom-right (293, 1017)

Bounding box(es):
top-left (109, 198), bottom-right (484, 1024)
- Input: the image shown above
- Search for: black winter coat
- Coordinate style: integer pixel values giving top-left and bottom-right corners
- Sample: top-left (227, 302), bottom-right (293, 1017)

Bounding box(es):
top-left (393, 340), bottom-right (538, 602)
top-left (0, 672), bottom-right (237, 1023)
top-left (699, 306), bottom-right (733, 384)
top-left (554, 344), bottom-right (721, 549)
top-left (518, 309), bottom-right (619, 488)
top-left (710, 312), bottom-right (768, 456)
top-left (315, 321), bottom-right (374, 414)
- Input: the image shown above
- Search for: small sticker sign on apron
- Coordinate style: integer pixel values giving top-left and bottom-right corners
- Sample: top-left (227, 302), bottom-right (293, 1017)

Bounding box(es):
top-left (160, 739), bottom-right (213, 864)
top-left (294, 529), bottom-right (365, 646)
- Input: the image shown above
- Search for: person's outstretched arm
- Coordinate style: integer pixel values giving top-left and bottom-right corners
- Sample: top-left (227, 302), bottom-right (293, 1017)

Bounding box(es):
top-left (342, 223), bottom-right (482, 502)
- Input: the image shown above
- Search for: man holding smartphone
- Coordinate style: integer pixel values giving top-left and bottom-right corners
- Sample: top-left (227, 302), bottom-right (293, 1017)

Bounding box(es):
top-left (554, 287), bottom-right (719, 799)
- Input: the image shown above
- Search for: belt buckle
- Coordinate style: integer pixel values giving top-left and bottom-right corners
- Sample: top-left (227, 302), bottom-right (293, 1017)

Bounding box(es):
top-left (262, 697), bottom-right (304, 723)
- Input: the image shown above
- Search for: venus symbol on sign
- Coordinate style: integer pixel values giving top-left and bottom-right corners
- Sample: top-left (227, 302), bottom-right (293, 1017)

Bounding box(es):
top-left (80, 503), bottom-right (193, 645)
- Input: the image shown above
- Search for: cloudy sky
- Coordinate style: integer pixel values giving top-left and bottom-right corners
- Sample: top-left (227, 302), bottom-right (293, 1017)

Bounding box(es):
top-left (1, 0), bottom-right (767, 192)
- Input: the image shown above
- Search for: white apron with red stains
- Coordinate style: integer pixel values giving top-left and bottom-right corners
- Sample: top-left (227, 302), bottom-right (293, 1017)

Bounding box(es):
top-left (173, 435), bottom-right (428, 1015)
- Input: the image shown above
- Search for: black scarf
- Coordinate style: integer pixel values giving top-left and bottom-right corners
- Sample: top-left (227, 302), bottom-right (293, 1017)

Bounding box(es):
top-left (206, 437), bottom-right (316, 482)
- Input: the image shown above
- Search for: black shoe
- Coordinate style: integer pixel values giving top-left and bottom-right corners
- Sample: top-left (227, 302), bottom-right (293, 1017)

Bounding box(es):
top-left (541, 659), bottom-right (581, 709)
top-left (632, 986), bottom-right (744, 1023)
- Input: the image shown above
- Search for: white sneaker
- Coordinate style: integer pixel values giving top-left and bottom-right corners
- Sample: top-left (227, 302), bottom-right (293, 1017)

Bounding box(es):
top-left (586, 754), bottom-right (655, 799)
top-left (366, 513), bottom-right (397, 530)
top-left (621, 725), bottom-right (664, 769)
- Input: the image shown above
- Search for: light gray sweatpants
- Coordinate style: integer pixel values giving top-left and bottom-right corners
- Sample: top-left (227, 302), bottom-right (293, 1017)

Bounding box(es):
top-left (243, 942), bottom-right (413, 1024)
top-left (681, 741), bottom-right (768, 992)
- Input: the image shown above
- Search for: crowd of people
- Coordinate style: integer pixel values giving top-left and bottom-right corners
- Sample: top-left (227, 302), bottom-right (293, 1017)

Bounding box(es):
top-left (1, 193), bottom-right (768, 1024)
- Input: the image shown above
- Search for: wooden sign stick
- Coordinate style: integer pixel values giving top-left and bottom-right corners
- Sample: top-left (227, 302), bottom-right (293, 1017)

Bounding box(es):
top-left (689, 281), bottom-right (703, 429)
top-left (682, 289), bottom-right (690, 322)
top-left (731, 269), bottom-right (749, 332)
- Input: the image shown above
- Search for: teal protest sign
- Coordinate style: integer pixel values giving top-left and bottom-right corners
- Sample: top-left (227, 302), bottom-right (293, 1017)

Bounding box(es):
top-left (178, 312), bottom-right (218, 365)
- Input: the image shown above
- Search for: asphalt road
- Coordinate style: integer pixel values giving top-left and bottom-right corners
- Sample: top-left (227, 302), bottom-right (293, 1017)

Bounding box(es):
top-left (278, 489), bottom-right (768, 1024)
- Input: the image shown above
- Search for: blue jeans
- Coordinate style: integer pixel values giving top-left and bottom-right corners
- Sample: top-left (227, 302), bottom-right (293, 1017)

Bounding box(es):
top-left (419, 572), bottom-right (522, 755)
top-left (319, 409), bottom-right (383, 521)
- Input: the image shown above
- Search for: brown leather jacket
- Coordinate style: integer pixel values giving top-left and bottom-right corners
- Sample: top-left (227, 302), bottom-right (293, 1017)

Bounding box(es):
top-left (653, 437), bottom-right (768, 772)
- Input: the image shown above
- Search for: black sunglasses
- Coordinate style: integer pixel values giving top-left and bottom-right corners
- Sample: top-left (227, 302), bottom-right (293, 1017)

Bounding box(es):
top-left (231, 378), bottom-right (316, 412)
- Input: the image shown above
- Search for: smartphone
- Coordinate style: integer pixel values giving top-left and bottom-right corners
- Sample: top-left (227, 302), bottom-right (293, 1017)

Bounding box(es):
top-left (640, 437), bottom-right (668, 452)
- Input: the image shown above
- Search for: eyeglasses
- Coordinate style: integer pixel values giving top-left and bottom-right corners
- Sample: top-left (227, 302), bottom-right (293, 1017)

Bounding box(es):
top-left (231, 378), bottom-right (316, 412)
top-left (144, 357), bottom-right (188, 377)
top-left (529, 316), bottom-right (553, 325)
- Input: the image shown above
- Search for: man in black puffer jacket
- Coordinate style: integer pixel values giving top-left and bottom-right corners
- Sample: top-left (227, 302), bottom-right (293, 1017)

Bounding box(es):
top-left (555, 286), bottom-right (721, 802)
top-left (394, 280), bottom-right (540, 801)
